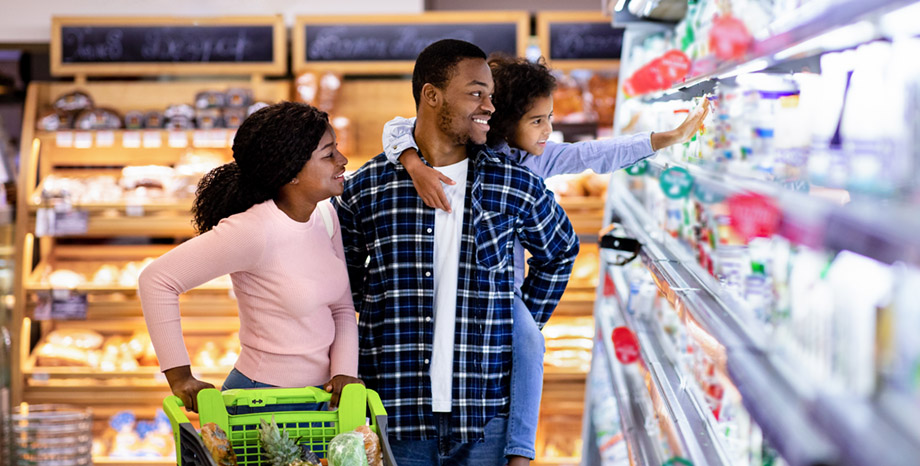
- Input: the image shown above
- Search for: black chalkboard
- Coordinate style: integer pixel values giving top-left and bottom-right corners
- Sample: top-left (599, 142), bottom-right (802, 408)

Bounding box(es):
top-left (60, 25), bottom-right (275, 63)
top-left (304, 23), bottom-right (519, 62)
top-left (549, 23), bottom-right (624, 60)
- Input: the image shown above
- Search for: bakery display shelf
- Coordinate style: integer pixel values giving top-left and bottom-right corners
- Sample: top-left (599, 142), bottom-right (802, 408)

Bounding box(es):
top-left (664, 0), bottom-right (918, 92)
top-left (26, 297), bottom-right (238, 320)
top-left (28, 212), bottom-right (195, 238)
top-left (559, 196), bottom-right (606, 211)
top-left (25, 257), bottom-right (230, 294)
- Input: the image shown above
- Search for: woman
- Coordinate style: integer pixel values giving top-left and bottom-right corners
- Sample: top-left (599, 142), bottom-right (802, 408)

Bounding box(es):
top-left (139, 102), bottom-right (360, 413)
top-left (382, 55), bottom-right (708, 464)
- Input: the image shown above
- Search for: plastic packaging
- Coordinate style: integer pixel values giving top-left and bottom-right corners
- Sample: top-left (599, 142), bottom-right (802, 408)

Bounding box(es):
top-left (327, 431), bottom-right (368, 466)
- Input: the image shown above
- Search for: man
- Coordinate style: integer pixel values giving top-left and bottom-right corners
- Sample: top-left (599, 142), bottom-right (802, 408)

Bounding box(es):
top-left (334, 39), bottom-right (578, 465)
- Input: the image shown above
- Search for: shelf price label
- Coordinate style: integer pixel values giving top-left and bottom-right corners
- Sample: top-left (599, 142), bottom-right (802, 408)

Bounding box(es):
top-left (55, 131), bottom-right (74, 148)
top-left (73, 131), bottom-right (93, 148)
top-left (34, 290), bottom-right (88, 320)
top-left (611, 326), bottom-right (640, 364)
top-left (143, 130), bottom-right (163, 148)
top-left (96, 130), bottom-right (115, 147)
top-left (659, 166), bottom-right (693, 199)
top-left (123, 131), bottom-right (141, 148)
top-left (625, 160), bottom-right (648, 176)
top-left (727, 192), bottom-right (781, 241)
top-left (168, 131), bottom-right (189, 148)
top-left (35, 207), bottom-right (89, 237)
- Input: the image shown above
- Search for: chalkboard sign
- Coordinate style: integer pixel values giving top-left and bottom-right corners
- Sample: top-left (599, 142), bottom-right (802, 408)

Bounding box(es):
top-left (60, 26), bottom-right (274, 64)
top-left (52, 17), bottom-right (286, 77)
top-left (537, 12), bottom-right (623, 70)
top-left (294, 13), bottom-right (529, 74)
top-left (549, 22), bottom-right (624, 60)
top-left (306, 24), bottom-right (517, 62)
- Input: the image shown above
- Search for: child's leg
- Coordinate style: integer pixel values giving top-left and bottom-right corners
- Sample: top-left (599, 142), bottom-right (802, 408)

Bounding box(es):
top-left (506, 295), bottom-right (546, 461)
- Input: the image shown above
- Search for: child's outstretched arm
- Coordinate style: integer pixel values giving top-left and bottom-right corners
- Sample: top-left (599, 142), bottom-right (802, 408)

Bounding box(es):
top-left (382, 116), bottom-right (455, 212)
top-left (524, 98), bottom-right (711, 179)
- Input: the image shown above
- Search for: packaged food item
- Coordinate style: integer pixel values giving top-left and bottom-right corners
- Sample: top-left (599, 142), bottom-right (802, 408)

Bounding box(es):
top-left (552, 73), bottom-right (585, 121)
top-left (36, 110), bottom-right (72, 131)
top-left (295, 72), bottom-right (319, 104)
top-left (46, 328), bottom-right (104, 350)
top-left (587, 72), bottom-right (619, 127)
top-left (225, 88), bottom-right (253, 108)
top-left (53, 90), bottom-right (94, 114)
top-left (195, 91), bottom-right (226, 109)
top-left (164, 104), bottom-right (196, 121)
top-left (223, 107), bottom-right (246, 129)
top-left (354, 425), bottom-right (382, 466)
top-left (201, 423), bottom-right (238, 466)
top-left (74, 108), bottom-right (122, 130)
top-left (196, 108), bottom-right (223, 129)
top-left (316, 72), bottom-right (343, 113)
top-left (248, 102), bottom-right (269, 116)
top-left (124, 111), bottom-right (145, 130)
top-left (144, 111), bottom-right (165, 129)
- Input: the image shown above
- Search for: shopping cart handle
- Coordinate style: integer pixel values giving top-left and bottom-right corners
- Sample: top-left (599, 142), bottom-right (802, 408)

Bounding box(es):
top-left (164, 395), bottom-right (192, 425)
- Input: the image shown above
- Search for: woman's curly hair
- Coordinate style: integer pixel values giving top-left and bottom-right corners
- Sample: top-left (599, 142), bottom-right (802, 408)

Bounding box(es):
top-left (486, 54), bottom-right (557, 147)
top-left (192, 102), bottom-right (329, 233)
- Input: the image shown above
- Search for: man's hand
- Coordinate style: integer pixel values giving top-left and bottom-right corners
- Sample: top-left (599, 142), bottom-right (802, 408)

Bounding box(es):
top-left (651, 98), bottom-right (711, 150)
top-left (400, 149), bottom-right (455, 212)
top-left (323, 374), bottom-right (364, 409)
top-left (164, 365), bottom-right (215, 413)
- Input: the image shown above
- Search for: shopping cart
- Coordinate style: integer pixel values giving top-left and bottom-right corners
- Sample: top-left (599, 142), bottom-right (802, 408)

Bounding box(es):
top-left (163, 384), bottom-right (397, 466)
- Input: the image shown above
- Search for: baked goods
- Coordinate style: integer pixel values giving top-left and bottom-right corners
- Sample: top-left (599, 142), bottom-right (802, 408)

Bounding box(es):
top-left (201, 423), bottom-right (238, 466)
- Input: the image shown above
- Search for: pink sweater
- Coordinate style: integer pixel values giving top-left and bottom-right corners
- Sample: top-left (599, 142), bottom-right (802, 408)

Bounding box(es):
top-left (138, 200), bottom-right (358, 387)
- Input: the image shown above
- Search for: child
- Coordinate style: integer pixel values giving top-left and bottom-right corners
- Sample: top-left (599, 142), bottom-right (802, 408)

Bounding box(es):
top-left (382, 55), bottom-right (708, 464)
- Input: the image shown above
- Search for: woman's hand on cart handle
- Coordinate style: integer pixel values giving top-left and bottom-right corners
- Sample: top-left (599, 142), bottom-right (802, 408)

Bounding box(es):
top-left (324, 374), bottom-right (364, 409)
top-left (164, 365), bottom-right (215, 413)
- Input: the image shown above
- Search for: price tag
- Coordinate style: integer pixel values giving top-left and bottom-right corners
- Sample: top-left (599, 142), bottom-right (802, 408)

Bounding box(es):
top-left (659, 166), bottom-right (694, 199)
top-left (96, 131), bottom-right (115, 147)
top-left (35, 290), bottom-right (89, 320)
top-left (625, 159), bottom-right (649, 176)
top-left (611, 326), bottom-right (640, 364)
top-left (35, 208), bottom-right (54, 237)
top-left (143, 131), bottom-right (163, 148)
top-left (55, 131), bottom-right (74, 148)
top-left (73, 131), bottom-right (93, 149)
top-left (53, 210), bottom-right (89, 236)
top-left (168, 131), bottom-right (189, 148)
top-left (123, 131), bottom-right (141, 148)
top-left (727, 192), bottom-right (781, 242)
top-left (125, 204), bottom-right (145, 217)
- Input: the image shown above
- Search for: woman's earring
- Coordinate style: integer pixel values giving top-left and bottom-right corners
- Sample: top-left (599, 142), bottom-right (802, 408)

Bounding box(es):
top-left (289, 178), bottom-right (299, 185)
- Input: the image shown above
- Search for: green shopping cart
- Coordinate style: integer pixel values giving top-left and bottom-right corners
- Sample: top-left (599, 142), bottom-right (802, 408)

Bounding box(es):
top-left (163, 384), bottom-right (397, 466)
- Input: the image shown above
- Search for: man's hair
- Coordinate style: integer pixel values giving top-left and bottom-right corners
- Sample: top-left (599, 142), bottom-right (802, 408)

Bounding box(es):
top-left (412, 39), bottom-right (487, 108)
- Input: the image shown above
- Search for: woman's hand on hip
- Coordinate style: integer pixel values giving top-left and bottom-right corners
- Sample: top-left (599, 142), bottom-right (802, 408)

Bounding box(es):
top-left (324, 374), bottom-right (364, 409)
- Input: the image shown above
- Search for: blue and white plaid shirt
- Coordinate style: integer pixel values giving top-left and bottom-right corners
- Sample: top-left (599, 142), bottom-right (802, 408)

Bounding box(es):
top-left (333, 145), bottom-right (578, 443)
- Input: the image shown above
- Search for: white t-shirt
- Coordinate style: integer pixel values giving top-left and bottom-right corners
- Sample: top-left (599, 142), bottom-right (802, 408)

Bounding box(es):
top-left (430, 158), bottom-right (470, 412)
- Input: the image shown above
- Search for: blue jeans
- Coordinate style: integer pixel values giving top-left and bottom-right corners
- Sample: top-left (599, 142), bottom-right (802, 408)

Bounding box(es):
top-left (507, 294), bottom-right (544, 460)
top-left (389, 413), bottom-right (508, 466)
top-left (221, 368), bottom-right (324, 414)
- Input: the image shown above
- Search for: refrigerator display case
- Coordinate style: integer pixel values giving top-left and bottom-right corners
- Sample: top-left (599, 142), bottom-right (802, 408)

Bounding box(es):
top-left (584, 1), bottom-right (920, 465)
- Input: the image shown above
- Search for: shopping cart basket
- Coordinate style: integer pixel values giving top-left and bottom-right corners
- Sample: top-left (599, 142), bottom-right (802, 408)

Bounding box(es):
top-left (163, 384), bottom-right (397, 466)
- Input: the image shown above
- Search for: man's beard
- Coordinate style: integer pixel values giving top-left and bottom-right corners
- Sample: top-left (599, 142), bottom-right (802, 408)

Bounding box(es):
top-left (437, 100), bottom-right (471, 146)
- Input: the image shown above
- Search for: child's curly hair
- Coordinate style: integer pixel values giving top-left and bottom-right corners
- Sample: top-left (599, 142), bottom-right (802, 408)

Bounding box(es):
top-left (486, 54), bottom-right (557, 147)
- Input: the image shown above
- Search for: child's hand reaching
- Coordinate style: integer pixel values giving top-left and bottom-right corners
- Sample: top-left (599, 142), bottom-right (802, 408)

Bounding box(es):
top-left (399, 149), bottom-right (456, 213)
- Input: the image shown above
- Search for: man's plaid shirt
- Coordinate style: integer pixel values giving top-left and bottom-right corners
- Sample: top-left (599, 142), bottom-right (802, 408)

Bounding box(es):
top-left (333, 145), bottom-right (578, 443)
